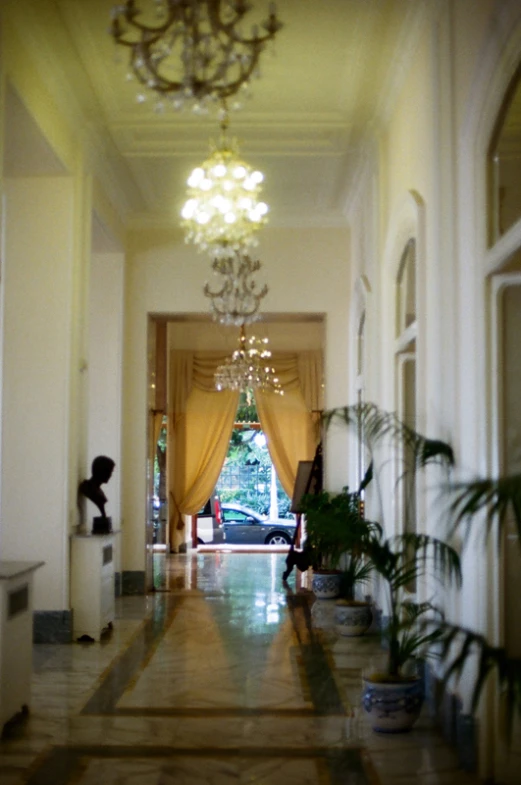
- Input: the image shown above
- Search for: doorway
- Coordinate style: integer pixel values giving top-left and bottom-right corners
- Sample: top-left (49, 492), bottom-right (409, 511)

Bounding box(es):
top-left (146, 314), bottom-right (324, 562)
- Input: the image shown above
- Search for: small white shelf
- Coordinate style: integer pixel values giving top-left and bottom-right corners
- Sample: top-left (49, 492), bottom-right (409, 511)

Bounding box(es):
top-left (70, 532), bottom-right (118, 641)
top-left (0, 561), bottom-right (44, 730)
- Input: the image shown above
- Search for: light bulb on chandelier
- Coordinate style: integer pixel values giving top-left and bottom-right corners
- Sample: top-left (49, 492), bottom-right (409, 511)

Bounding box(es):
top-left (181, 116), bottom-right (268, 256)
top-left (215, 326), bottom-right (283, 394)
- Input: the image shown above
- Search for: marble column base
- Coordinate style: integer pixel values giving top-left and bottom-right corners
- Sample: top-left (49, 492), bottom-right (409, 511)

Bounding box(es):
top-left (424, 662), bottom-right (477, 772)
top-left (121, 571), bottom-right (145, 595)
top-left (33, 610), bottom-right (73, 643)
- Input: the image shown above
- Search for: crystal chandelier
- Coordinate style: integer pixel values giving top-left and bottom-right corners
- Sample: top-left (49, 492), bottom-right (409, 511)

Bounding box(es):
top-left (110, 0), bottom-right (282, 113)
top-left (215, 327), bottom-right (283, 394)
top-left (204, 250), bottom-right (268, 325)
top-left (181, 122), bottom-right (268, 256)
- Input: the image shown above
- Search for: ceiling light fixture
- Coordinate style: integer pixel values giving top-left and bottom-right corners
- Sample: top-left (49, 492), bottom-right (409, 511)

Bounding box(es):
top-left (110, 0), bottom-right (282, 113)
top-left (215, 326), bottom-right (283, 394)
top-left (204, 250), bottom-right (268, 325)
top-left (181, 118), bottom-right (268, 256)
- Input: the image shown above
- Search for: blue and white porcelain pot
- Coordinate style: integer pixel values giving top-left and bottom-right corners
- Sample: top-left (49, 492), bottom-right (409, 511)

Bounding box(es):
top-left (362, 677), bottom-right (423, 733)
top-left (311, 570), bottom-right (341, 599)
top-left (334, 600), bottom-right (372, 636)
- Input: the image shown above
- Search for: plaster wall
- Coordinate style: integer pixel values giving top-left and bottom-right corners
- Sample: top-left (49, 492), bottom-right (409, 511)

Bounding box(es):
top-left (452, 0), bottom-right (504, 137)
top-left (86, 251), bottom-right (124, 528)
top-left (0, 176), bottom-right (73, 610)
top-left (2, 16), bottom-right (75, 174)
top-left (346, 9), bottom-right (521, 764)
top-left (167, 321), bottom-right (324, 353)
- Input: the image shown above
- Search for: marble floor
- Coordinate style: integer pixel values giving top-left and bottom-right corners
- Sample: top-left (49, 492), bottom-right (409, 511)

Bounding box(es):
top-left (0, 553), bottom-right (482, 785)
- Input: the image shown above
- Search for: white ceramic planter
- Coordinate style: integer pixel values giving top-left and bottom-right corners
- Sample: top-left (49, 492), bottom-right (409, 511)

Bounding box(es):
top-left (311, 571), bottom-right (341, 599)
top-left (362, 677), bottom-right (423, 733)
top-left (334, 600), bottom-right (372, 636)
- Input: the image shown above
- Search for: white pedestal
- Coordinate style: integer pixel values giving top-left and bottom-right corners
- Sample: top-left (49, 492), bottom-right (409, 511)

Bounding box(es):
top-left (0, 561), bottom-right (44, 730)
top-left (70, 532), bottom-right (118, 641)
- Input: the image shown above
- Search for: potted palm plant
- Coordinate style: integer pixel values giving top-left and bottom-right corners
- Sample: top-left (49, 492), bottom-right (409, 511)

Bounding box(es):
top-left (322, 402), bottom-right (521, 739)
top-left (322, 402), bottom-right (461, 731)
top-left (361, 530), bottom-right (461, 731)
top-left (300, 487), bottom-right (359, 599)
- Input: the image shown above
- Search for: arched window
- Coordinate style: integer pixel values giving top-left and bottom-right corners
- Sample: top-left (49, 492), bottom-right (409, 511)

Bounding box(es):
top-left (395, 239), bottom-right (417, 540)
top-left (488, 62), bottom-right (521, 246)
top-left (488, 65), bottom-right (521, 660)
top-left (356, 309), bottom-right (366, 489)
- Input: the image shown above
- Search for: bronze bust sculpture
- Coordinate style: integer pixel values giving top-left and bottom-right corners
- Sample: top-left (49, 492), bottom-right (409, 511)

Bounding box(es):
top-left (78, 455), bottom-right (115, 534)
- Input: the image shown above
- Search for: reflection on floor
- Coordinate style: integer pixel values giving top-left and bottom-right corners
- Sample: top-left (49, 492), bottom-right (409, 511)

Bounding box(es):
top-left (0, 553), bottom-right (481, 785)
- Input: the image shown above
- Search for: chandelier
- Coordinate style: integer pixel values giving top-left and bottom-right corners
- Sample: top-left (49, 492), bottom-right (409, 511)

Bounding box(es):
top-left (110, 0), bottom-right (282, 113)
top-left (181, 123), bottom-right (268, 256)
top-left (215, 326), bottom-right (283, 394)
top-left (204, 250), bottom-right (268, 325)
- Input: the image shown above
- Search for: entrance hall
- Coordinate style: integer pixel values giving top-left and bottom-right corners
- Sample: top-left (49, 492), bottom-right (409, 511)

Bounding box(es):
top-left (0, 553), bottom-right (479, 785)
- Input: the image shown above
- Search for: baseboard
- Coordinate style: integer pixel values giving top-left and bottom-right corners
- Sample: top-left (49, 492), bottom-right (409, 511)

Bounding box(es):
top-left (33, 610), bottom-right (73, 643)
top-left (424, 662), bottom-right (477, 772)
top-left (121, 570), bottom-right (146, 595)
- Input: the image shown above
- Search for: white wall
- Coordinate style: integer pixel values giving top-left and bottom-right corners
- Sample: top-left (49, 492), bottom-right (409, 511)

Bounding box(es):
top-left (86, 251), bottom-right (124, 527)
top-left (0, 176), bottom-right (73, 610)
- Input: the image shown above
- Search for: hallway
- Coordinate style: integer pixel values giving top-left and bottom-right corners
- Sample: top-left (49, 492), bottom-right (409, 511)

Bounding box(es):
top-left (0, 553), bottom-right (480, 785)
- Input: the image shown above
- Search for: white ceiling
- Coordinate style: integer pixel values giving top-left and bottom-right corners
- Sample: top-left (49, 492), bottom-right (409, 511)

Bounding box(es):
top-left (6, 0), bottom-right (431, 228)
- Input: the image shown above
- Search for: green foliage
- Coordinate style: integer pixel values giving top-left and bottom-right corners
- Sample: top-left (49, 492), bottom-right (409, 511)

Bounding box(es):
top-left (300, 488), bottom-right (360, 571)
top-left (442, 472), bottom-right (521, 731)
top-left (235, 390), bottom-right (258, 423)
top-left (363, 532), bottom-right (461, 678)
top-left (301, 487), bottom-right (381, 580)
top-left (338, 556), bottom-right (374, 602)
top-left (217, 422), bottom-right (293, 518)
top-left (323, 402), bottom-right (455, 471)
top-left (448, 473), bottom-right (521, 549)
top-left (436, 622), bottom-right (521, 737)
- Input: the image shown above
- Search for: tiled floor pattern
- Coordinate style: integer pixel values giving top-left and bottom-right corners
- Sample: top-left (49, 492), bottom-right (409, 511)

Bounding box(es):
top-left (0, 553), bottom-right (481, 784)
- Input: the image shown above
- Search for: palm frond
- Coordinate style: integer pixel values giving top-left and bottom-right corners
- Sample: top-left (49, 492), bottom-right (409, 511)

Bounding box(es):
top-left (419, 438), bottom-right (455, 469)
top-left (397, 627), bottom-right (445, 668)
top-left (322, 403), bottom-right (454, 471)
top-left (392, 533), bottom-right (462, 587)
top-left (400, 600), bottom-right (443, 624)
top-left (436, 622), bottom-right (521, 739)
top-left (367, 533), bottom-right (462, 591)
top-left (358, 461), bottom-right (374, 493)
top-left (448, 474), bottom-right (521, 548)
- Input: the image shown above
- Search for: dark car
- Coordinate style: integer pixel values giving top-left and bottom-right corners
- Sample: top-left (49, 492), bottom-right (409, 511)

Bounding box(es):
top-left (221, 503), bottom-right (296, 545)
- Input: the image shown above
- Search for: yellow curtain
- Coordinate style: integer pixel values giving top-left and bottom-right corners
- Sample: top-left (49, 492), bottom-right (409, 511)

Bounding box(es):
top-left (167, 351), bottom-right (194, 551)
top-left (180, 386), bottom-right (239, 514)
top-left (168, 350), bottom-right (239, 551)
top-left (298, 350), bottom-right (324, 445)
top-left (254, 351), bottom-right (322, 498)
